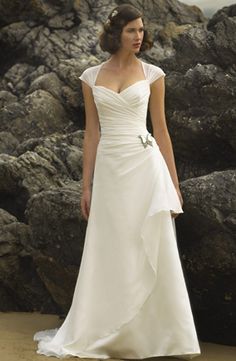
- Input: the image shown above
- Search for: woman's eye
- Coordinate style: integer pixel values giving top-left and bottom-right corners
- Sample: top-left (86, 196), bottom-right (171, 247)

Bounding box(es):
top-left (128, 28), bottom-right (144, 32)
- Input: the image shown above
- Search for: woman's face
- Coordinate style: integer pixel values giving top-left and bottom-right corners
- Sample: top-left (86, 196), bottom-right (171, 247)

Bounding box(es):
top-left (120, 17), bottom-right (144, 53)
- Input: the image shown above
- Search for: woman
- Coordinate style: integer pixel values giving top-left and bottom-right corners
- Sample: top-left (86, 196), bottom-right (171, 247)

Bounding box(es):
top-left (34, 4), bottom-right (201, 360)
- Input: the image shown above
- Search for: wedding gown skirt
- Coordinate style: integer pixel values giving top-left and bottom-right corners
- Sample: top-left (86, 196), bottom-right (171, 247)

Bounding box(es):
top-left (34, 70), bottom-right (201, 359)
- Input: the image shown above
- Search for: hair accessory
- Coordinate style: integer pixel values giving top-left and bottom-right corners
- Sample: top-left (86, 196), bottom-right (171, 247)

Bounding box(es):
top-left (105, 9), bottom-right (118, 27)
top-left (104, 9), bottom-right (119, 28)
top-left (111, 9), bottom-right (118, 18)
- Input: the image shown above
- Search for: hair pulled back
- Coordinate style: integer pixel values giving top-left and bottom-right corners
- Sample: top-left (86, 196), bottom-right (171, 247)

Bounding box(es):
top-left (99, 4), bottom-right (153, 54)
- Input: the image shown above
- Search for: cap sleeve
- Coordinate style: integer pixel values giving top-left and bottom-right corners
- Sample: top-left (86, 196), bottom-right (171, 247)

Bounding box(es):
top-left (147, 64), bottom-right (166, 84)
top-left (79, 67), bottom-right (94, 88)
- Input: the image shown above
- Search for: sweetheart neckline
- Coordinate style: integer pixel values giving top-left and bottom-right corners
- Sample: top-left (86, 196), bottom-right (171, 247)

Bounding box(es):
top-left (93, 60), bottom-right (148, 95)
top-left (93, 79), bottom-right (148, 95)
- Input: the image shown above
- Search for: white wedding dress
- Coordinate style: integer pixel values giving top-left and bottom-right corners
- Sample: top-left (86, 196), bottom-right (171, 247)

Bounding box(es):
top-left (33, 59), bottom-right (201, 359)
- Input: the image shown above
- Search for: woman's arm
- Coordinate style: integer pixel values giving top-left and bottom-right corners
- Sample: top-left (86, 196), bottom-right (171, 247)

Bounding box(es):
top-left (81, 81), bottom-right (100, 192)
top-left (148, 76), bottom-right (181, 194)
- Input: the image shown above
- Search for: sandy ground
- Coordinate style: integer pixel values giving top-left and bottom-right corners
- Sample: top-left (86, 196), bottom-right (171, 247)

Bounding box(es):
top-left (0, 312), bottom-right (235, 361)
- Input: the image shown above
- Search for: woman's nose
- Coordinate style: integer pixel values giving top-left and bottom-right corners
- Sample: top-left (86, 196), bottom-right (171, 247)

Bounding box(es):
top-left (135, 32), bottom-right (142, 40)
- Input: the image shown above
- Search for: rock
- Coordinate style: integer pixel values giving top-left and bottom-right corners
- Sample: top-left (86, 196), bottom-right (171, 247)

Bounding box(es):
top-left (25, 185), bottom-right (87, 312)
top-left (28, 72), bottom-right (63, 101)
top-left (160, 62), bottom-right (236, 180)
top-left (164, 23), bottom-right (215, 72)
top-left (0, 90), bottom-right (71, 141)
top-left (0, 208), bottom-right (17, 226)
top-left (26, 185), bottom-right (85, 264)
top-left (207, 4), bottom-right (236, 67)
top-left (48, 12), bottom-right (78, 29)
top-left (0, 151), bottom-right (67, 221)
top-left (0, 131), bottom-right (19, 155)
top-left (0, 63), bottom-right (48, 97)
top-left (0, 63), bottom-right (35, 96)
top-left (0, 283), bottom-right (20, 311)
top-left (123, 0), bottom-right (206, 25)
top-left (0, 208), bottom-right (59, 312)
top-left (0, 0), bottom-right (75, 25)
top-left (16, 131), bottom-right (84, 181)
top-left (156, 5), bottom-right (236, 72)
top-left (158, 21), bottom-right (193, 47)
top-left (0, 90), bottom-right (17, 107)
top-left (57, 58), bottom-right (100, 90)
top-left (30, 251), bottom-right (79, 313)
top-left (177, 170), bottom-right (236, 345)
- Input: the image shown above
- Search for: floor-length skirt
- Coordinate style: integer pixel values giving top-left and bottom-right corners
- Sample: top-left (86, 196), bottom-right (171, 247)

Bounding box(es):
top-left (34, 132), bottom-right (201, 359)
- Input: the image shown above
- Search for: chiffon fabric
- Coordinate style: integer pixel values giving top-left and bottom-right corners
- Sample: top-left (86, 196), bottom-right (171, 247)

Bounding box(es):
top-left (33, 59), bottom-right (201, 359)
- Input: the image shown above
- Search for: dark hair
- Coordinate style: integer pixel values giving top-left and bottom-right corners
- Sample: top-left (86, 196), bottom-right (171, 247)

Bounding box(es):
top-left (99, 4), bottom-right (153, 54)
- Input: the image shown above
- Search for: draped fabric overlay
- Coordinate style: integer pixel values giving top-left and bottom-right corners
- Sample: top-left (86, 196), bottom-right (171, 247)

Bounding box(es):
top-left (33, 60), bottom-right (201, 360)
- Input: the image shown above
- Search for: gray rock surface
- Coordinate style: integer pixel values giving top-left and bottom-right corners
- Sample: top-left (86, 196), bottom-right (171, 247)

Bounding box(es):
top-left (0, 131), bottom-right (19, 154)
top-left (0, 208), bottom-right (59, 312)
top-left (178, 170), bottom-right (236, 345)
top-left (25, 184), bottom-right (86, 312)
top-left (0, 0), bottom-right (235, 345)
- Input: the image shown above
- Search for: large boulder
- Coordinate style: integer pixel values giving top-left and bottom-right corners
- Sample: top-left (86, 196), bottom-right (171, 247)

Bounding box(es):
top-left (207, 5), bottom-right (236, 67)
top-left (162, 62), bottom-right (236, 180)
top-left (25, 184), bottom-right (86, 312)
top-left (0, 0), bottom-right (75, 25)
top-left (0, 89), bottom-right (71, 142)
top-left (0, 151), bottom-right (67, 220)
top-left (0, 208), bottom-right (59, 312)
top-left (0, 131), bottom-right (19, 154)
top-left (0, 130), bottom-right (83, 220)
top-left (177, 170), bottom-right (236, 345)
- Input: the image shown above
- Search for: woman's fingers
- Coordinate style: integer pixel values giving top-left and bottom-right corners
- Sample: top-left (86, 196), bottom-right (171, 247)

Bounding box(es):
top-left (85, 200), bottom-right (90, 219)
top-left (81, 194), bottom-right (91, 221)
top-left (81, 201), bottom-right (87, 220)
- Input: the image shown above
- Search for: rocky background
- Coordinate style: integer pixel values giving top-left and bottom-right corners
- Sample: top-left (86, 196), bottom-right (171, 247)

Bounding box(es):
top-left (0, 0), bottom-right (235, 346)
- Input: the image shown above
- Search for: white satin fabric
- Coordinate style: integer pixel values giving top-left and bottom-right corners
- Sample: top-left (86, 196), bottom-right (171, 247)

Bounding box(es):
top-left (33, 60), bottom-right (201, 359)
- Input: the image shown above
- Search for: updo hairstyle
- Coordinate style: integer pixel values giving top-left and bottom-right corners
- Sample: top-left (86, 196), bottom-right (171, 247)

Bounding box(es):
top-left (99, 4), bottom-right (153, 54)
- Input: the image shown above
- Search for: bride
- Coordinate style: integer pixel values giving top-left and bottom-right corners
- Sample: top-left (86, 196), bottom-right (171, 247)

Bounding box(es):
top-left (34, 3), bottom-right (201, 360)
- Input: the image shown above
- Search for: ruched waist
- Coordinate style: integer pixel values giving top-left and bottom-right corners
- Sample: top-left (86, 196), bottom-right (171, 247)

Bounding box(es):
top-left (100, 126), bottom-right (149, 137)
top-left (97, 127), bottom-right (157, 155)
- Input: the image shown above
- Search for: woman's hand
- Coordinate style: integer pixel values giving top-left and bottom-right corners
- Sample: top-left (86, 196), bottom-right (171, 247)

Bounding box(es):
top-left (81, 188), bottom-right (91, 221)
top-left (171, 186), bottom-right (184, 219)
